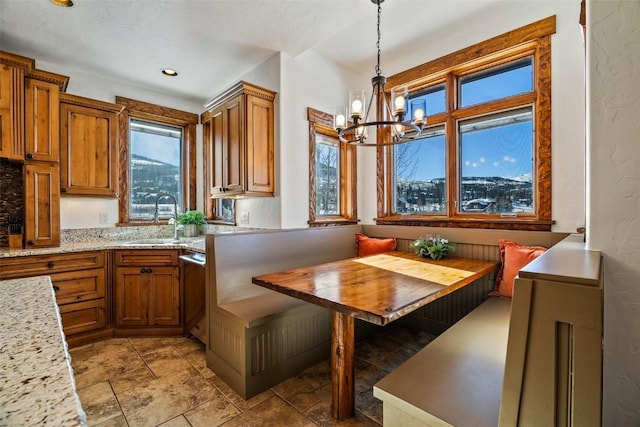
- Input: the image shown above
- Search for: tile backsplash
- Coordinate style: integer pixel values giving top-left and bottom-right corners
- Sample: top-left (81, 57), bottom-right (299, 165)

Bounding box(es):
top-left (0, 161), bottom-right (24, 247)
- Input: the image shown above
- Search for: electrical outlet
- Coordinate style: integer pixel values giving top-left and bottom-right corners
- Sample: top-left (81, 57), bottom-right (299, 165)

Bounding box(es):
top-left (240, 212), bottom-right (249, 225)
top-left (99, 212), bottom-right (109, 224)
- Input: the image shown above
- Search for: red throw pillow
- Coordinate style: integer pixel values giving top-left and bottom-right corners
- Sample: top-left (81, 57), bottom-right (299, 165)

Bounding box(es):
top-left (491, 239), bottom-right (547, 298)
top-left (355, 233), bottom-right (397, 257)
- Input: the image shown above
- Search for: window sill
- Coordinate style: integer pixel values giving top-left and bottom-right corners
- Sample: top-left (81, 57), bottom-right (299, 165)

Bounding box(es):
top-left (375, 216), bottom-right (554, 231)
top-left (308, 218), bottom-right (360, 228)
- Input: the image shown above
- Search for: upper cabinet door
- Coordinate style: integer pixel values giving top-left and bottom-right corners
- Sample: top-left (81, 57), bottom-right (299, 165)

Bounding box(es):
top-left (25, 78), bottom-right (59, 162)
top-left (0, 63), bottom-right (25, 161)
top-left (59, 93), bottom-right (122, 197)
top-left (246, 94), bottom-right (274, 195)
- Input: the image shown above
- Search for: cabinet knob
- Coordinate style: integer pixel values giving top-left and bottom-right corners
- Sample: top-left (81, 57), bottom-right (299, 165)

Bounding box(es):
top-left (47, 262), bottom-right (55, 268)
top-left (52, 285), bottom-right (60, 292)
top-left (26, 153), bottom-right (34, 160)
top-left (140, 268), bottom-right (146, 274)
top-left (61, 187), bottom-right (67, 193)
top-left (147, 268), bottom-right (153, 274)
top-left (27, 240), bottom-right (34, 246)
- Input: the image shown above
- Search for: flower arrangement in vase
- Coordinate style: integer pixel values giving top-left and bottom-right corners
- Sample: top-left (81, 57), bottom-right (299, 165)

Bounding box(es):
top-left (413, 235), bottom-right (456, 260)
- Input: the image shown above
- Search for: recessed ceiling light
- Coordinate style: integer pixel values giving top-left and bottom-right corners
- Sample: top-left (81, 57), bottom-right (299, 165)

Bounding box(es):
top-left (161, 68), bottom-right (178, 77)
top-left (50, 0), bottom-right (74, 7)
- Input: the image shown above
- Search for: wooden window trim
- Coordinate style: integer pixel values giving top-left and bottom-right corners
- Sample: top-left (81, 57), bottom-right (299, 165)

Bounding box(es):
top-left (377, 16), bottom-right (556, 232)
top-left (307, 107), bottom-right (358, 227)
top-left (115, 96), bottom-right (198, 225)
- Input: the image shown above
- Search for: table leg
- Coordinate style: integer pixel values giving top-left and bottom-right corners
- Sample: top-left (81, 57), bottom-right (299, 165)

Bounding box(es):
top-left (331, 311), bottom-right (355, 419)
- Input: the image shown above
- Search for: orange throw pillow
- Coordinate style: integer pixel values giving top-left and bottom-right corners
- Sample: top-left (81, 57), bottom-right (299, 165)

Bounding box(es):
top-left (491, 239), bottom-right (547, 298)
top-left (355, 233), bottom-right (397, 257)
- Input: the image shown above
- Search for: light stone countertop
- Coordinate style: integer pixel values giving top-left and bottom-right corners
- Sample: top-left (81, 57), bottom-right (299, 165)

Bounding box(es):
top-left (0, 276), bottom-right (87, 426)
top-left (0, 236), bottom-right (206, 258)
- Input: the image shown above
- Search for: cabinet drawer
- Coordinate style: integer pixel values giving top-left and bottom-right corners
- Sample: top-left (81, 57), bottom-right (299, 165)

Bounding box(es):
top-left (51, 268), bottom-right (106, 305)
top-left (0, 251), bottom-right (105, 279)
top-left (59, 299), bottom-right (106, 336)
top-left (114, 250), bottom-right (178, 267)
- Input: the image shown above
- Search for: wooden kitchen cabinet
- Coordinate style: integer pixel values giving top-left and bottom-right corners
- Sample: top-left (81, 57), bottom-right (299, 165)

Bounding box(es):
top-left (21, 67), bottom-right (68, 248)
top-left (59, 93), bottom-right (122, 197)
top-left (114, 250), bottom-right (181, 333)
top-left (24, 162), bottom-right (60, 248)
top-left (0, 251), bottom-right (111, 347)
top-left (202, 81), bottom-right (275, 203)
top-left (0, 52), bottom-right (31, 161)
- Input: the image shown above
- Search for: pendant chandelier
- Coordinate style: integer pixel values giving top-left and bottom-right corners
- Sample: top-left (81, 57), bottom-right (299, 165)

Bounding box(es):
top-left (334, 0), bottom-right (426, 146)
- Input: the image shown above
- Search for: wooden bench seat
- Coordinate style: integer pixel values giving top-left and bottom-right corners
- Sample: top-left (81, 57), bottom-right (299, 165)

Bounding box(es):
top-left (374, 297), bottom-right (511, 427)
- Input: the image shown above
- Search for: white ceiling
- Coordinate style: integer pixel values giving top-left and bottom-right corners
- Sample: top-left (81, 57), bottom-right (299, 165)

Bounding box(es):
top-left (0, 0), bottom-right (504, 106)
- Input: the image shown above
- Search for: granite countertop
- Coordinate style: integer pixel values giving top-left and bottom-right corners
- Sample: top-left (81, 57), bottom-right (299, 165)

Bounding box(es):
top-left (0, 276), bottom-right (87, 426)
top-left (0, 236), bottom-right (206, 258)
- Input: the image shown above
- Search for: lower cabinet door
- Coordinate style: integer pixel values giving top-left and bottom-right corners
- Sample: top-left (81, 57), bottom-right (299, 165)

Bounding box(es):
top-left (59, 299), bottom-right (106, 336)
top-left (148, 267), bottom-right (180, 326)
top-left (115, 267), bottom-right (148, 327)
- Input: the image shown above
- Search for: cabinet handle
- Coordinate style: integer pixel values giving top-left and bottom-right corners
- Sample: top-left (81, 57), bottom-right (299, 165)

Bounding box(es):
top-left (47, 262), bottom-right (55, 268)
top-left (52, 285), bottom-right (60, 292)
top-left (26, 153), bottom-right (34, 160)
top-left (27, 240), bottom-right (34, 246)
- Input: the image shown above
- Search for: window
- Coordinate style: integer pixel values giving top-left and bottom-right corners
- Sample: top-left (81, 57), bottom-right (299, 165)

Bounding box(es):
top-left (315, 134), bottom-right (340, 215)
top-left (458, 107), bottom-right (534, 214)
top-left (212, 199), bottom-right (236, 225)
top-left (128, 119), bottom-right (183, 219)
top-left (394, 126), bottom-right (446, 214)
top-left (378, 16), bottom-right (555, 231)
top-left (116, 97), bottom-right (198, 224)
top-left (308, 107), bottom-right (357, 226)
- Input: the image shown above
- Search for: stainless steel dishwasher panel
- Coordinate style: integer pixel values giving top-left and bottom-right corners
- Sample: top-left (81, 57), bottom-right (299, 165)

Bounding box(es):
top-left (179, 252), bottom-right (206, 345)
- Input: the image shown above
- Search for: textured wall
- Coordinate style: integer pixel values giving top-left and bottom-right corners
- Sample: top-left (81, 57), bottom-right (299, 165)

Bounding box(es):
top-left (587, 0), bottom-right (640, 424)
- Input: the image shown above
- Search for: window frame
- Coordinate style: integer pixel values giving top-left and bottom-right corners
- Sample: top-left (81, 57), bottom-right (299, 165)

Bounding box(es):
top-left (116, 96), bottom-right (198, 225)
top-left (307, 107), bottom-right (358, 227)
top-left (377, 16), bottom-right (555, 231)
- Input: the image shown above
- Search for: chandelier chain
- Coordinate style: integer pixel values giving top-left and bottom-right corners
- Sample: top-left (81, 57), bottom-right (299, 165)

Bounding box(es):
top-left (375, 1), bottom-right (381, 76)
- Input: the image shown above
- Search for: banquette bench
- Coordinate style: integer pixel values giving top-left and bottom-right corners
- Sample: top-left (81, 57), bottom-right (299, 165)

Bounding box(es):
top-left (204, 224), bottom-right (571, 403)
top-left (373, 234), bottom-right (603, 426)
top-left (205, 225), bottom-right (361, 399)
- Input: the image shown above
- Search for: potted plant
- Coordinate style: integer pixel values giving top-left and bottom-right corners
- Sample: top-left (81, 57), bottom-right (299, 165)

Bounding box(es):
top-left (413, 235), bottom-right (456, 260)
top-left (178, 210), bottom-right (206, 237)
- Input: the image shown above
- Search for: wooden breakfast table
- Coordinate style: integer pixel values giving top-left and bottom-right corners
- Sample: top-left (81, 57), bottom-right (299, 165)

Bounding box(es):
top-left (252, 251), bottom-right (498, 420)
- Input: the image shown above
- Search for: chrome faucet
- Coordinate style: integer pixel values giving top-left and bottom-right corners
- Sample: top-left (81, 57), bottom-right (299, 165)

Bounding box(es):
top-left (153, 193), bottom-right (181, 240)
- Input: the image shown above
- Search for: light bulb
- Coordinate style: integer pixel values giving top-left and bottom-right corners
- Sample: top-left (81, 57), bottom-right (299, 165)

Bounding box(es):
top-left (335, 114), bottom-right (346, 128)
top-left (352, 99), bottom-right (363, 115)
top-left (394, 95), bottom-right (405, 111)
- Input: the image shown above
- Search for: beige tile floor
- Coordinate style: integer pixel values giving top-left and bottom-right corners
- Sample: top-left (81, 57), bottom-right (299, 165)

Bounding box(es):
top-left (70, 324), bottom-right (434, 427)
